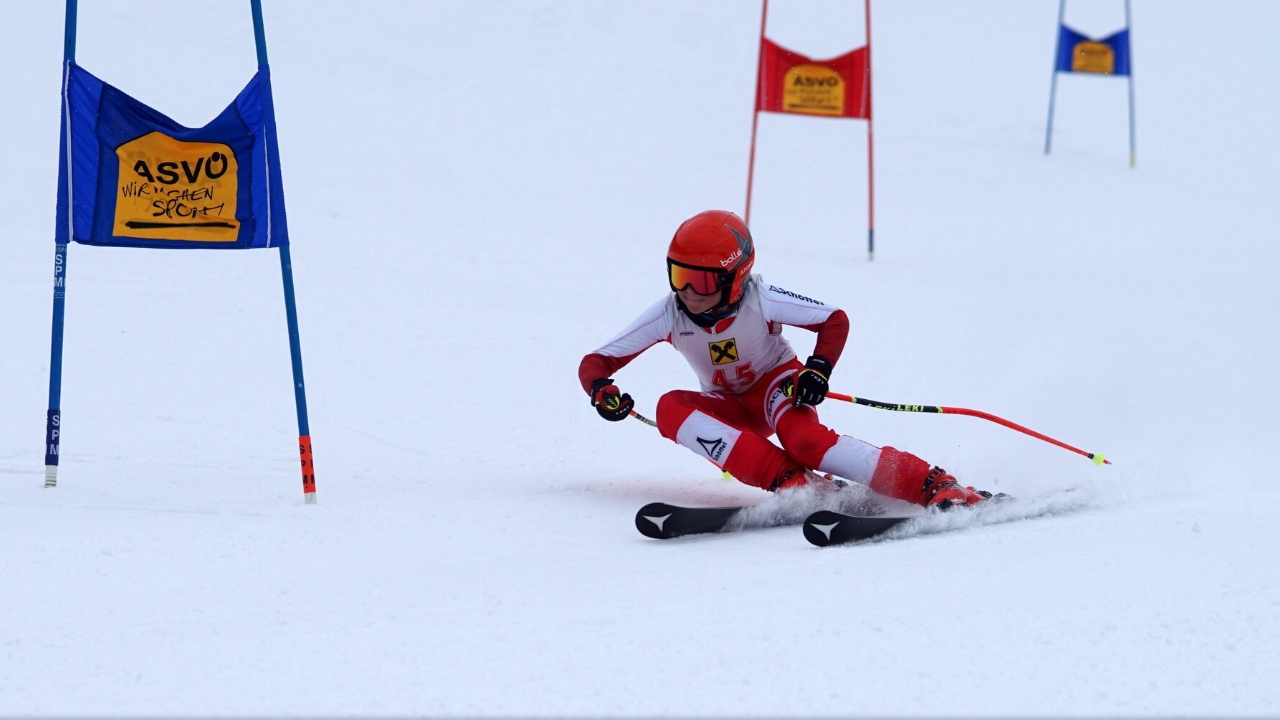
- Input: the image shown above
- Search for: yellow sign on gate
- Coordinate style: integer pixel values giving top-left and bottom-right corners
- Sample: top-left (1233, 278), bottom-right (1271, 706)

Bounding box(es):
top-left (113, 132), bottom-right (240, 242)
top-left (782, 65), bottom-right (845, 116)
top-left (1071, 40), bottom-right (1115, 74)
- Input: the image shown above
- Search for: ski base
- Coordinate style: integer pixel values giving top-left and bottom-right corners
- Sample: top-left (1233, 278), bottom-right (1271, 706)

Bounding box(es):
top-left (635, 502), bottom-right (745, 539)
top-left (803, 510), bottom-right (914, 547)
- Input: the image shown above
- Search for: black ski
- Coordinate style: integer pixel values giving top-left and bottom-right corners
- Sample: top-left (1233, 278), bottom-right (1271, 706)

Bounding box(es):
top-left (803, 491), bottom-right (1022, 546)
top-left (802, 510), bottom-right (915, 547)
top-left (635, 502), bottom-right (747, 539)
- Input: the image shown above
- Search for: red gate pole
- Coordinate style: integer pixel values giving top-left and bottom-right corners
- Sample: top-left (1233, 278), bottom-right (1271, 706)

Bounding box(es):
top-left (865, 0), bottom-right (875, 260)
top-left (745, 0), bottom-right (769, 224)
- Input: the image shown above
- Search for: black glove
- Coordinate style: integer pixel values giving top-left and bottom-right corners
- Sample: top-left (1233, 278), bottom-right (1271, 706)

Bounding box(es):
top-left (590, 377), bottom-right (634, 422)
top-left (789, 355), bottom-right (832, 406)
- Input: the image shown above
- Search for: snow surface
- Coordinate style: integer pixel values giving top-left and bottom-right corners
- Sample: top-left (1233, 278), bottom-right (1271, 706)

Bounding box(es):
top-left (2, 0), bottom-right (1278, 716)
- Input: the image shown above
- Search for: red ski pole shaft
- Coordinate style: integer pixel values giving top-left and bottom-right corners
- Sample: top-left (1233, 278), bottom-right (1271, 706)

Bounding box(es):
top-left (826, 391), bottom-right (1111, 466)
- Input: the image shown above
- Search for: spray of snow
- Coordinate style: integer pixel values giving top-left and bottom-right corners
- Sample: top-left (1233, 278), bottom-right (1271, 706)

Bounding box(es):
top-left (721, 481), bottom-right (1095, 540)
top-left (724, 481), bottom-right (901, 530)
top-left (863, 485), bottom-right (1097, 543)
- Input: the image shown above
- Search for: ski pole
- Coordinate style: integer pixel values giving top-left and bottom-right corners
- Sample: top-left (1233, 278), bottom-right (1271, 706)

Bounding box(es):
top-left (629, 409), bottom-right (658, 428)
top-left (629, 409), bottom-right (732, 479)
top-left (827, 392), bottom-right (1111, 466)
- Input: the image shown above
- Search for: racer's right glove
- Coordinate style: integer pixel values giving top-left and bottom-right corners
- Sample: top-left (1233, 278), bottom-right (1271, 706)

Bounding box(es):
top-left (590, 377), bottom-right (634, 422)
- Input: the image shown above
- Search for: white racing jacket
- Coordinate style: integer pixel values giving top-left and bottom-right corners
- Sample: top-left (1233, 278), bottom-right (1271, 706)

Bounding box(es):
top-left (589, 276), bottom-right (840, 394)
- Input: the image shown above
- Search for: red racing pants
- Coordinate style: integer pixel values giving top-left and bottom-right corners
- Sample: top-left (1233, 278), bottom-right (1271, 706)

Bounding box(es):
top-left (654, 359), bottom-right (897, 492)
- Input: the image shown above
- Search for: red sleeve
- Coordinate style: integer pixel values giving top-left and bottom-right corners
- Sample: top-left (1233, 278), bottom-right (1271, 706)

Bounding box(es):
top-left (800, 309), bottom-right (849, 371)
top-left (579, 352), bottom-right (642, 395)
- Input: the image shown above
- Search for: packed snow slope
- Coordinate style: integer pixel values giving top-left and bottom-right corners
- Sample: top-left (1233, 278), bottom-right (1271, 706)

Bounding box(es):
top-left (2, 0), bottom-right (1278, 716)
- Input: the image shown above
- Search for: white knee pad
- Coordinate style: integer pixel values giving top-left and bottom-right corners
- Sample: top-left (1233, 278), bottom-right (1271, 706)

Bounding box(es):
top-left (816, 436), bottom-right (882, 485)
top-left (674, 410), bottom-right (743, 469)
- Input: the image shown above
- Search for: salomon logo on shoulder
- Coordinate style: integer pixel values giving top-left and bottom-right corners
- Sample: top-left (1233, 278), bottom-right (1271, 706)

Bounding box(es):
top-left (768, 285), bottom-right (824, 306)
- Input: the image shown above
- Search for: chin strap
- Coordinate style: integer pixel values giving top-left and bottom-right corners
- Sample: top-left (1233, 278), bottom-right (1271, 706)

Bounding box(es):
top-left (675, 295), bottom-right (740, 328)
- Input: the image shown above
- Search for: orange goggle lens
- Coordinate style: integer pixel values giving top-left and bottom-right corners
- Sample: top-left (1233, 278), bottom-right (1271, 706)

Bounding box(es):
top-left (668, 261), bottom-right (726, 295)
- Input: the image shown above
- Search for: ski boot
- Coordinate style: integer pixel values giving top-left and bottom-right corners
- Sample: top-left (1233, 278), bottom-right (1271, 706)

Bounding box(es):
top-left (922, 466), bottom-right (1009, 510)
top-left (771, 464), bottom-right (848, 494)
top-left (869, 447), bottom-right (1006, 510)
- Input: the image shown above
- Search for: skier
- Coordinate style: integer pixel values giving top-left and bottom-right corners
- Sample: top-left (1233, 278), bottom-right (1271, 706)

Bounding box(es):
top-left (578, 210), bottom-right (996, 509)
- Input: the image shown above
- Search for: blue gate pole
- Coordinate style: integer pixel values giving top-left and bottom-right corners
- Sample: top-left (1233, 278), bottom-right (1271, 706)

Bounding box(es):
top-left (45, 0), bottom-right (78, 488)
top-left (1125, 0), bottom-right (1136, 168)
top-left (251, 0), bottom-right (316, 504)
top-left (1044, 0), bottom-right (1066, 155)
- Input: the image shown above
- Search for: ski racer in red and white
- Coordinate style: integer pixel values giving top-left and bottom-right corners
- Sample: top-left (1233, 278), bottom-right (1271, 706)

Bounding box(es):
top-left (578, 209), bottom-right (998, 508)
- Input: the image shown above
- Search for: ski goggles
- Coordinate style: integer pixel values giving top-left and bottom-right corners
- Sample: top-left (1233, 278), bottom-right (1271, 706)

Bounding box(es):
top-left (668, 260), bottom-right (729, 295)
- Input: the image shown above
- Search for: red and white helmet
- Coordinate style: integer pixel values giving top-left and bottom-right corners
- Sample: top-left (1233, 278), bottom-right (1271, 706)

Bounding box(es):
top-left (666, 210), bottom-right (756, 306)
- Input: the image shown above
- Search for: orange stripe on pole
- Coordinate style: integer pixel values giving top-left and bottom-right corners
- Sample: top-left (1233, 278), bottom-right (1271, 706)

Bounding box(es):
top-left (299, 435), bottom-right (316, 496)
